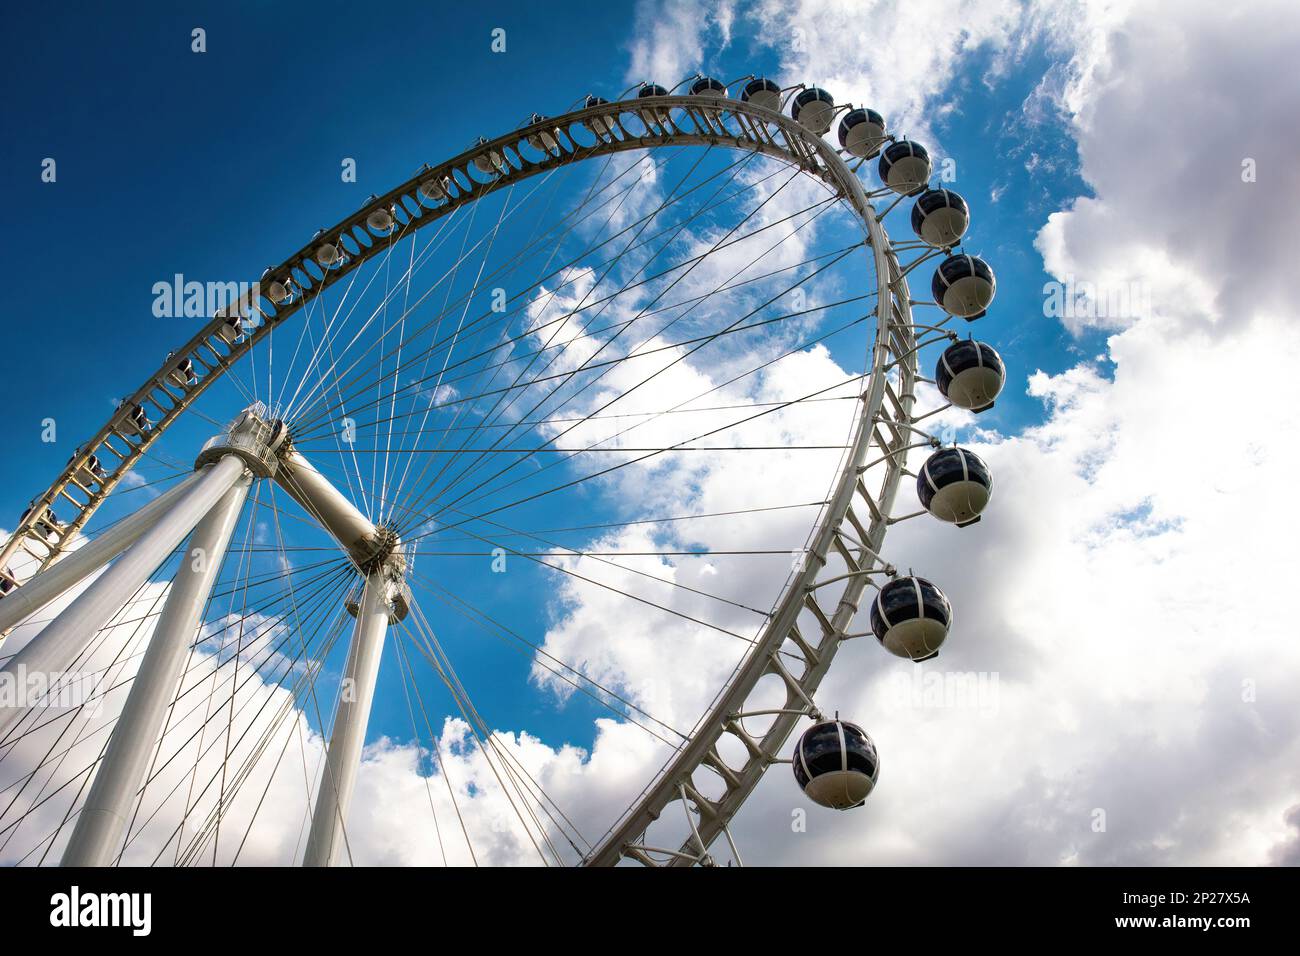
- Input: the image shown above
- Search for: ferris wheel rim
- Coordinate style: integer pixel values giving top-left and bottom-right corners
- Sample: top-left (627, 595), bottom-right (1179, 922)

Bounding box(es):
top-left (0, 93), bottom-right (917, 868)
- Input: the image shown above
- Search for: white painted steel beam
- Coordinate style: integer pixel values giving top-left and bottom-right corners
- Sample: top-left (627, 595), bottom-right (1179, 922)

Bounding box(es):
top-left (0, 473), bottom-right (202, 636)
top-left (302, 572), bottom-right (392, 867)
top-left (60, 473), bottom-right (251, 866)
top-left (273, 448), bottom-right (379, 565)
top-left (0, 455), bottom-right (248, 744)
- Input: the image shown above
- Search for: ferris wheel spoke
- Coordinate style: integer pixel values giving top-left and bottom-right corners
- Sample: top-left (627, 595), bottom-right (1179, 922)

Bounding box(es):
top-left (284, 148), bottom-right (711, 426)
top-left (419, 308), bottom-right (870, 537)
top-left (0, 575), bottom-right (172, 861)
top-left (400, 604), bottom-right (566, 865)
top-left (410, 276), bottom-right (862, 540)
top-left (284, 146), bottom-right (780, 444)
top-left (378, 150), bottom-right (749, 532)
top-left (387, 190), bottom-right (836, 533)
top-left (281, 151), bottom-right (649, 431)
top-left (407, 568), bottom-right (685, 746)
top-left (290, 146), bottom-right (721, 477)
top-left (291, 169), bottom-right (829, 453)
top-left (378, 147), bottom-right (710, 534)
top-left (147, 571), bottom-right (355, 865)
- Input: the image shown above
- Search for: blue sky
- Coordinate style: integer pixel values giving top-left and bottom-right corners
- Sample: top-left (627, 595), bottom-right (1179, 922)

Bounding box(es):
top-left (6, 0), bottom-right (1296, 867)
top-left (1, 1), bottom-right (1090, 751)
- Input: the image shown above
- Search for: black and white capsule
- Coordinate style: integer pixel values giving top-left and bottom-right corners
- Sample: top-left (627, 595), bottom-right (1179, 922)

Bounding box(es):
top-left (165, 351), bottom-right (197, 390)
top-left (911, 188), bottom-right (969, 247)
top-left (635, 85), bottom-right (670, 127)
top-left (260, 268), bottom-right (293, 305)
top-left (918, 447), bottom-right (992, 526)
top-left (216, 313), bottom-right (245, 345)
top-left (583, 95), bottom-right (618, 138)
top-left (878, 140), bottom-right (931, 195)
top-left (117, 402), bottom-right (150, 437)
top-left (314, 239), bottom-right (342, 268)
top-left (365, 202), bottom-right (395, 235)
top-left (20, 501), bottom-right (61, 538)
top-left (837, 107), bottom-right (886, 158)
top-left (69, 450), bottom-right (106, 487)
top-left (418, 174), bottom-right (449, 203)
top-left (740, 77), bottom-right (782, 111)
top-left (936, 339), bottom-right (1004, 412)
top-left (791, 87), bottom-right (835, 134)
top-left (525, 113), bottom-right (561, 153)
top-left (792, 719), bottom-right (879, 810)
top-left (932, 254), bottom-right (996, 319)
top-left (690, 76), bottom-right (727, 98)
top-left (472, 137), bottom-right (505, 176)
top-left (870, 575), bottom-right (952, 661)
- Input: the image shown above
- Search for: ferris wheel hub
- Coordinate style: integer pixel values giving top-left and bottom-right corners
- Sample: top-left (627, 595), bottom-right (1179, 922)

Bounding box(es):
top-left (193, 402), bottom-right (287, 478)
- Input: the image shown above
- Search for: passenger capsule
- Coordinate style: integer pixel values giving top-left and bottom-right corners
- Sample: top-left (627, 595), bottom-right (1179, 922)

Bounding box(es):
top-left (216, 313), bottom-right (246, 345)
top-left (164, 351), bottom-right (197, 389)
top-left (740, 77), bottom-right (782, 111)
top-left (935, 339), bottom-right (1004, 412)
top-left (792, 719), bottom-right (879, 810)
top-left (635, 85), bottom-right (671, 128)
top-left (791, 87), bottom-right (835, 134)
top-left (0, 567), bottom-right (16, 597)
top-left (878, 140), bottom-right (931, 195)
top-left (365, 203), bottom-right (395, 234)
top-left (918, 447), bottom-right (992, 526)
top-left (21, 501), bottom-right (61, 538)
top-left (314, 240), bottom-right (342, 268)
top-left (260, 268), bottom-right (293, 305)
top-left (870, 575), bottom-right (952, 661)
top-left (418, 175), bottom-right (449, 203)
top-left (525, 113), bottom-right (562, 153)
top-left (690, 76), bottom-right (727, 98)
top-left (69, 450), bottom-right (106, 487)
top-left (837, 107), bottom-right (886, 158)
top-left (472, 137), bottom-right (505, 176)
top-left (932, 254), bottom-right (996, 319)
top-left (583, 95), bottom-right (618, 138)
top-left (118, 402), bottom-right (150, 437)
top-left (910, 188), bottom-right (969, 247)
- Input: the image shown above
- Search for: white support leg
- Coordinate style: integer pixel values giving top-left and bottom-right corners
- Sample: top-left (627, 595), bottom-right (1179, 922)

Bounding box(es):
top-left (0, 473), bottom-right (203, 636)
top-left (60, 474), bottom-right (251, 867)
top-left (302, 572), bottom-right (391, 867)
top-left (0, 455), bottom-right (249, 743)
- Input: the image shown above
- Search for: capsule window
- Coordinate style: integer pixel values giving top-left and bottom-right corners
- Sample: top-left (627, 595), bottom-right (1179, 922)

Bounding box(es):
top-left (963, 453), bottom-right (992, 488)
top-left (916, 580), bottom-right (951, 625)
top-left (926, 451), bottom-right (969, 489)
top-left (843, 739), bottom-right (877, 777)
top-left (878, 580), bottom-right (923, 621)
top-left (801, 724), bottom-right (846, 776)
top-left (978, 344), bottom-right (1005, 375)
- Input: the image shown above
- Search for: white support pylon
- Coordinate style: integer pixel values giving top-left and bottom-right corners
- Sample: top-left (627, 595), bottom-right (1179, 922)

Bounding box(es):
top-left (302, 572), bottom-right (392, 867)
top-left (0, 455), bottom-right (249, 744)
top-left (0, 472), bottom-right (203, 637)
top-left (60, 473), bottom-right (252, 867)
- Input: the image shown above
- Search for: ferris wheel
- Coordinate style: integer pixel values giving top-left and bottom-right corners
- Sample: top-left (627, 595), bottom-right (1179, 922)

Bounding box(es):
top-left (0, 73), bottom-right (1005, 867)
